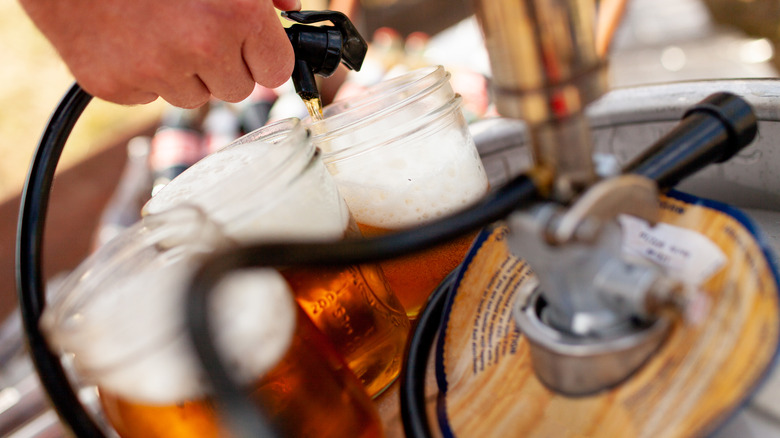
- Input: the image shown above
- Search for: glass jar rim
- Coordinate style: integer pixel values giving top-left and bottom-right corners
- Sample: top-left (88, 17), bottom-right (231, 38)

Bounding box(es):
top-left (142, 117), bottom-right (313, 219)
top-left (321, 94), bottom-right (465, 165)
top-left (307, 65), bottom-right (450, 141)
top-left (41, 207), bottom-right (226, 368)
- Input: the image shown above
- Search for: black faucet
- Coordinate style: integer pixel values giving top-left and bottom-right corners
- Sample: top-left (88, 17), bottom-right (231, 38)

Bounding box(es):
top-left (283, 10), bottom-right (368, 101)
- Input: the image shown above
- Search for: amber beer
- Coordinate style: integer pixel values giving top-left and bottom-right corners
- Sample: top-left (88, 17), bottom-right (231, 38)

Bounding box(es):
top-left (358, 223), bottom-right (479, 316)
top-left (99, 306), bottom-right (384, 438)
top-left (140, 118), bottom-right (411, 395)
top-left (41, 234), bottom-right (387, 438)
top-left (281, 263), bottom-right (409, 397)
top-left (310, 67), bottom-right (491, 317)
top-left (320, 145), bottom-right (489, 318)
top-left (326, 164), bottom-right (489, 318)
top-left (328, 166), bottom-right (488, 318)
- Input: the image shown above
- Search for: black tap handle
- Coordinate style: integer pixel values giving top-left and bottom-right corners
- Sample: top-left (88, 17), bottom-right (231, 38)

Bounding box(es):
top-left (283, 10), bottom-right (367, 72)
top-left (282, 10), bottom-right (367, 100)
top-left (623, 92), bottom-right (758, 189)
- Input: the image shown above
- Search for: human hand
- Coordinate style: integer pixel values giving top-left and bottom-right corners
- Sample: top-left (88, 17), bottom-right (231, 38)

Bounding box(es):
top-left (20, 0), bottom-right (301, 108)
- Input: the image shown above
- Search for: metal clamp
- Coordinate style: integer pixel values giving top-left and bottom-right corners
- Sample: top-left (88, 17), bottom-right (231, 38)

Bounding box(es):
top-left (506, 175), bottom-right (684, 395)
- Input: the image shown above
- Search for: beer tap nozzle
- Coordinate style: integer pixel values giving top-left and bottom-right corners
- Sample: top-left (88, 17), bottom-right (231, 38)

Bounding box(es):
top-left (282, 10), bottom-right (368, 101)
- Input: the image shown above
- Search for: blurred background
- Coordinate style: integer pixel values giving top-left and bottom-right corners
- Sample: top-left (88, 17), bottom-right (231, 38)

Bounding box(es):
top-left (0, 0), bottom-right (165, 203)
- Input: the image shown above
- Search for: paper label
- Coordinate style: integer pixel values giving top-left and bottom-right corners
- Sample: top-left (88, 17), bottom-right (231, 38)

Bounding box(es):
top-left (619, 214), bottom-right (726, 286)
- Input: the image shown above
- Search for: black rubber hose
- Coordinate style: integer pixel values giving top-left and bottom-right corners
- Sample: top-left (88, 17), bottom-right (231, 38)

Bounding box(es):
top-left (185, 173), bottom-right (540, 437)
top-left (400, 270), bottom-right (456, 438)
top-left (623, 92), bottom-right (757, 188)
top-left (15, 83), bottom-right (105, 436)
top-left (14, 83), bottom-right (286, 438)
top-left (187, 173), bottom-right (539, 272)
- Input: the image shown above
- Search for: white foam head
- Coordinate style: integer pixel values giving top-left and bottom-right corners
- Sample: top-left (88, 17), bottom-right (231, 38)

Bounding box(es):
top-left (310, 68), bottom-right (489, 230)
top-left (144, 124), bottom-right (350, 242)
top-left (323, 126), bottom-right (488, 229)
top-left (41, 207), bottom-right (297, 404)
top-left (46, 257), bottom-right (295, 404)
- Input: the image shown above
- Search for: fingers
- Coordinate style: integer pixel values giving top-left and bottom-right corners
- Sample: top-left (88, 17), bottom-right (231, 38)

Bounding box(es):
top-left (78, 62), bottom-right (214, 108)
top-left (243, 2), bottom-right (295, 88)
top-left (151, 0), bottom-right (294, 105)
top-left (198, 68), bottom-right (255, 104)
top-left (83, 40), bottom-right (284, 108)
top-left (42, 0), bottom-right (295, 108)
top-left (196, 0), bottom-right (294, 101)
top-left (273, 0), bottom-right (301, 11)
top-left (153, 74), bottom-right (212, 109)
top-left (78, 83), bottom-right (159, 106)
top-left (194, 48), bottom-right (256, 103)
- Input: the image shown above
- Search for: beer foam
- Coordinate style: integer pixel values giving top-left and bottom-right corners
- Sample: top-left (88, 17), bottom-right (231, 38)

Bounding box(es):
top-left (144, 144), bottom-right (350, 242)
top-left (324, 130), bottom-right (488, 229)
top-left (64, 263), bottom-right (296, 404)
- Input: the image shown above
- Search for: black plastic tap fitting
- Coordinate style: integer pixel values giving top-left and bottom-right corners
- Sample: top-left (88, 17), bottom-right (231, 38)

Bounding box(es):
top-left (283, 10), bottom-right (367, 100)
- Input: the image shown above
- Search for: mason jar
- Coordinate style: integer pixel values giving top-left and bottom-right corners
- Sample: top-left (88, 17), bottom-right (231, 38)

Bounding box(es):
top-left (307, 66), bottom-right (490, 318)
top-left (41, 207), bottom-right (383, 438)
top-left (143, 118), bottom-right (409, 397)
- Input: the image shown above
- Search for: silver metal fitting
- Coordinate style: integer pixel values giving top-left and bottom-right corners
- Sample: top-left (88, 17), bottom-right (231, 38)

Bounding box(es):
top-left (513, 283), bottom-right (670, 396)
top-left (506, 175), bottom-right (679, 395)
top-left (473, 0), bottom-right (609, 200)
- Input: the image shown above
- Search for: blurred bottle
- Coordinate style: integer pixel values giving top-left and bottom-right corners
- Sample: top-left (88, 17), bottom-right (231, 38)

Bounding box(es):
top-left (267, 80), bottom-right (310, 122)
top-left (403, 31), bottom-right (431, 70)
top-left (203, 100), bottom-right (241, 155)
top-left (92, 136), bottom-right (153, 249)
top-left (372, 27), bottom-right (405, 73)
top-left (334, 27), bottom-right (404, 102)
top-left (449, 68), bottom-right (490, 122)
top-left (148, 106), bottom-right (207, 195)
top-left (0, 310), bottom-right (52, 438)
top-left (0, 276), bottom-right (107, 438)
top-left (237, 84), bottom-right (279, 134)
